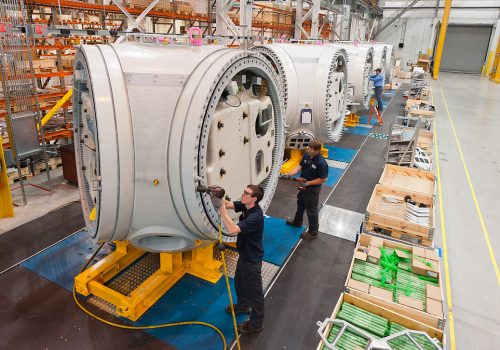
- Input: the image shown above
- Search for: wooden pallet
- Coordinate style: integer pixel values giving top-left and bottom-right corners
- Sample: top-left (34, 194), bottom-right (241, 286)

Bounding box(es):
top-left (343, 233), bottom-right (445, 330)
top-left (365, 184), bottom-right (435, 246)
top-left (364, 221), bottom-right (433, 247)
top-left (379, 164), bottom-right (435, 197)
top-left (7, 167), bottom-right (31, 184)
top-left (316, 293), bottom-right (445, 350)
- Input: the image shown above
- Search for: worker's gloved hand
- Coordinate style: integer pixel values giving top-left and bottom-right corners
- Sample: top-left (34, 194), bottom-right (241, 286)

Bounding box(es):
top-left (295, 177), bottom-right (307, 183)
top-left (210, 195), bottom-right (224, 209)
top-left (280, 173), bottom-right (291, 180)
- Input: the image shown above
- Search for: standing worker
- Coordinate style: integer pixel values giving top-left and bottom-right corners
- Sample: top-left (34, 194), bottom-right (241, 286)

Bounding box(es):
top-left (282, 140), bottom-right (328, 239)
top-left (369, 68), bottom-right (385, 112)
top-left (211, 184), bottom-right (265, 334)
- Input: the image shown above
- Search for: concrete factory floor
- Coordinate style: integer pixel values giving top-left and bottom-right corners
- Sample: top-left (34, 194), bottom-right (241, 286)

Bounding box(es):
top-left (0, 73), bottom-right (498, 350)
top-left (428, 73), bottom-right (500, 350)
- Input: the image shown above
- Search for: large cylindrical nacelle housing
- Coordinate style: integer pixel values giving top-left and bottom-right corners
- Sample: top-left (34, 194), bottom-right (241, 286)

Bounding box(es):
top-left (384, 44), bottom-right (395, 84)
top-left (371, 44), bottom-right (387, 83)
top-left (73, 43), bottom-right (285, 253)
top-left (252, 43), bottom-right (348, 147)
top-left (334, 44), bottom-right (374, 109)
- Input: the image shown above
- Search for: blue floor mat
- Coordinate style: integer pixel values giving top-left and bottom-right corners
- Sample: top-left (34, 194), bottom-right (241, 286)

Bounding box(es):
top-left (21, 231), bottom-right (244, 350)
top-left (325, 167), bottom-right (344, 187)
top-left (345, 126), bottom-right (371, 136)
top-left (323, 145), bottom-right (357, 163)
top-left (358, 116), bottom-right (380, 125)
top-left (262, 217), bottom-right (303, 266)
top-left (136, 274), bottom-right (246, 350)
top-left (22, 230), bottom-right (97, 292)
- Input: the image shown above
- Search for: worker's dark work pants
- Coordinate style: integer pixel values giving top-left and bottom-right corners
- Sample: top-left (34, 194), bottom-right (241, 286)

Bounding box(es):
top-left (375, 86), bottom-right (384, 111)
top-left (234, 259), bottom-right (264, 328)
top-left (293, 185), bottom-right (321, 233)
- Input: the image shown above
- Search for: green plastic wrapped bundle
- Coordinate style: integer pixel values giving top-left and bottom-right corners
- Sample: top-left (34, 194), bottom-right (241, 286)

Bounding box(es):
top-left (388, 333), bottom-right (439, 350)
top-left (389, 321), bottom-right (407, 335)
top-left (322, 324), bottom-right (370, 350)
top-left (352, 260), bottom-right (393, 284)
top-left (351, 272), bottom-right (393, 291)
top-left (337, 302), bottom-right (389, 338)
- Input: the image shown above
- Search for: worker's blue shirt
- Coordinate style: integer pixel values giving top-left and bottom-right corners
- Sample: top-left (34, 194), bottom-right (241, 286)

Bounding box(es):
top-left (300, 153), bottom-right (328, 187)
top-left (234, 201), bottom-right (264, 263)
top-left (370, 73), bottom-right (384, 87)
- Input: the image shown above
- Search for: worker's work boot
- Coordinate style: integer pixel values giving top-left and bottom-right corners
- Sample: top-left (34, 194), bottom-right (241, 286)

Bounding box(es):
top-left (238, 321), bottom-right (263, 333)
top-left (225, 304), bottom-right (251, 314)
top-left (301, 231), bottom-right (318, 239)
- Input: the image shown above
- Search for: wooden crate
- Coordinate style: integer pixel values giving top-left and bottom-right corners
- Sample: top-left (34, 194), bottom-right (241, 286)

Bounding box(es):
top-left (316, 293), bottom-right (445, 350)
top-left (343, 234), bottom-right (445, 331)
top-left (365, 184), bottom-right (435, 246)
top-left (418, 129), bottom-right (434, 152)
top-left (379, 164), bottom-right (435, 197)
top-left (7, 167), bottom-right (31, 183)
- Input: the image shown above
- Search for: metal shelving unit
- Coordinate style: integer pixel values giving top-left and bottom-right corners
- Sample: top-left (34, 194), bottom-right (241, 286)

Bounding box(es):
top-left (385, 116), bottom-right (420, 168)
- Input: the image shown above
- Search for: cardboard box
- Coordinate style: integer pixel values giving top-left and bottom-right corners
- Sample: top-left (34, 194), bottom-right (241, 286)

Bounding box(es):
top-left (412, 257), bottom-right (440, 279)
top-left (425, 249), bottom-right (439, 261)
top-left (426, 298), bottom-right (443, 317)
top-left (367, 245), bottom-right (381, 264)
top-left (347, 279), bottom-right (370, 294)
top-left (412, 246), bottom-right (426, 258)
top-left (369, 286), bottom-right (393, 302)
top-left (371, 236), bottom-right (384, 249)
top-left (354, 250), bottom-right (367, 261)
top-left (399, 295), bottom-right (424, 311)
top-left (426, 284), bottom-right (442, 301)
top-left (359, 234), bottom-right (371, 248)
top-left (395, 249), bottom-right (410, 259)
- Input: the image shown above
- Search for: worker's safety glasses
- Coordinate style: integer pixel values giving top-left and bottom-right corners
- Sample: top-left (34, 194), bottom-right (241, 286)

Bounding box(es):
top-left (243, 190), bottom-right (253, 196)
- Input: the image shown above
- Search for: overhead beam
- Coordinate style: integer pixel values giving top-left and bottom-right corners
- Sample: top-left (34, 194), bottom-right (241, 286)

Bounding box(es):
top-left (373, 0), bottom-right (420, 38)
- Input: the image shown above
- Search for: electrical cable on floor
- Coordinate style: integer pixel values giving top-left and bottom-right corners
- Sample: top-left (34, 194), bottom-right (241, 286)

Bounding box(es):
top-left (217, 216), bottom-right (242, 350)
top-left (72, 239), bottom-right (239, 350)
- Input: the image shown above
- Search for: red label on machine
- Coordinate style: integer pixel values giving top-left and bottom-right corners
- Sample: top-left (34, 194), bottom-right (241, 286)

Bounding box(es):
top-left (0, 23), bottom-right (6, 33)
top-left (35, 25), bottom-right (43, 34)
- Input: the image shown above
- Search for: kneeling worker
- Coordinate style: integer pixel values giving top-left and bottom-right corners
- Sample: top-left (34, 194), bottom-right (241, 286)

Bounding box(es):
top-left (211, 184), bottom-right (265, 333)
top-left (282, 139), bottom-right (328, 239)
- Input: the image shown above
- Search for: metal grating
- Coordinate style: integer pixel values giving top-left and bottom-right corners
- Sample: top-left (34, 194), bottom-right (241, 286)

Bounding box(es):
top-left (325, 159), bottom-right (348, 169)
top-left (213, 248), bottom-right (280, 290)
top-left (106, 253), bottom-right (160, 296)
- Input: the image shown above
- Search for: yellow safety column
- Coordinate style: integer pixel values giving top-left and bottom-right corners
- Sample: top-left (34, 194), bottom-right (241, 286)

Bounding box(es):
top-left (432, 0), bottom-right (452, 80)
top-left (0, 137), bottom-right (14, 217)
top-left (489, 37), bottom-right (500, 84)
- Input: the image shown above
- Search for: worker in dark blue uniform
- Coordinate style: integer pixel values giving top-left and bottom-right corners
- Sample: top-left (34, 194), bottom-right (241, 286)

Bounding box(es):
top-left (369, 68), bottom-right (385, 112)
top-left (282, 140), bottom-right (328, 239)
top-left (211, 184), bottom-right (265, 333)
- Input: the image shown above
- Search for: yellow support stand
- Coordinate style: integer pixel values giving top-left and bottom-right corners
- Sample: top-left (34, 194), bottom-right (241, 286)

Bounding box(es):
top-left (489, 37), bottom-right (500, 84)
top-left (344, 113), bottom-right (360, 127)
top-left (321, 146), bottom-right (329, 159)
top-left (281, 149), bottom-right (303, 174)
top-left (75, 241), bottom-right (222, 321)
top-left (0, 137), bottom-right (14, 218)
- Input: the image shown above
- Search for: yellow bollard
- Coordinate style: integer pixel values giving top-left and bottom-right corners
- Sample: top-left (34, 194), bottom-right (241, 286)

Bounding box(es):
top-left (0, 137), bottom-right (14, 218)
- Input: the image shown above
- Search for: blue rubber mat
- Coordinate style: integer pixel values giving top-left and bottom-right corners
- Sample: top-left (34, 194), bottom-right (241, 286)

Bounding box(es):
top-left (21, 231), bottom-right (244, 350)
top-left (22, 230), bottom-right (99, 292)
top-left (345, 126), bottom-right (371, 136)
top-left (137, 274), bottom-right (246, 350)
top-left (358, 116), bottom-right (380, 125)
top-left (323, 145), bottom-right (357, 163)
top-left (325, 167), bottom-right (344, 187)
top-left (262, 217), bottom-right (303, 266)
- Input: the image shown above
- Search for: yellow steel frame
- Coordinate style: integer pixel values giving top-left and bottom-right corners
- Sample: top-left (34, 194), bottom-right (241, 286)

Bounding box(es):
top-left (75, 241), bottom-right (222, 321)
top-left (0, 136), bottom-right (14, 218)
top-left (281, 149), bottom-right (303, 174)
top-left (432, 0), bottom-right (452, 80)
top-left (489, 37), bottom-right (500, 84)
